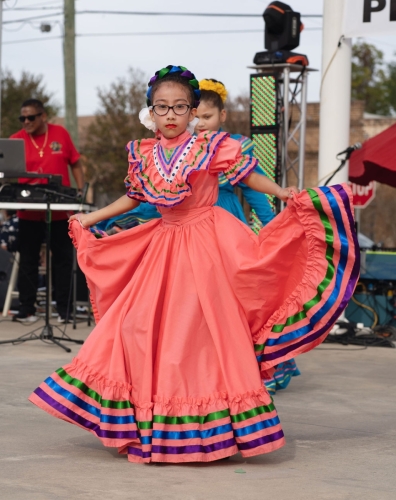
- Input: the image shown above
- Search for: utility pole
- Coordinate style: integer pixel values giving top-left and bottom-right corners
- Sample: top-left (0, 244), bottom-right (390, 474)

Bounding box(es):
top-left (318, 0), bottom-right (352, 186)
top-left (63, 0), bottom-right (78, 148)
top-left (0, 0), bottom-right (4, 136)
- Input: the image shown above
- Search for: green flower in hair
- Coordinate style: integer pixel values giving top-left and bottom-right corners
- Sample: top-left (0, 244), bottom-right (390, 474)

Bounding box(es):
top-left (146, 65), bottom-right (201, 107)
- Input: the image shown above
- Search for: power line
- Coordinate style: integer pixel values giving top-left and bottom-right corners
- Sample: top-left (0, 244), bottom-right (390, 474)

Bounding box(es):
top-left (80, 27), bottom-right (322, 37)
top-left (2, 26), bottom-right (322, 45)
top-left (3, 12), bottom-right (62, 23)
top-left (2, 10), bottom-right (323, 24)
top-left (80, 29), bottom-right (266, 39)
top-left (4, 6), bottom-right (62, 10)
top-left (76, 10), bottom-right (323, 18)
top-left (3, 35), bottom-right (62, 44)
top-left (5, 0), bottom-right (61, 6)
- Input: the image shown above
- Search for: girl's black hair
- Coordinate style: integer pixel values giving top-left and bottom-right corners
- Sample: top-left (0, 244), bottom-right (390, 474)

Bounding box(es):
top-left (150, 74), bottom-right (196, 107)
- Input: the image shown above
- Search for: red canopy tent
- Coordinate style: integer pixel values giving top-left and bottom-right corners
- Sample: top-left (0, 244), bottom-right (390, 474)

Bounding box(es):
top-left (349, 123), bottom-right (396, 188)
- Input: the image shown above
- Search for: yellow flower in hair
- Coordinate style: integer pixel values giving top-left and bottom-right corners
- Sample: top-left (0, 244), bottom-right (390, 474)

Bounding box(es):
top-left (199, 79), bottom-right (228, 103)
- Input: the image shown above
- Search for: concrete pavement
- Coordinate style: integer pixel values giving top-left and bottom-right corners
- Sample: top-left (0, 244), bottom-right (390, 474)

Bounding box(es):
top-left (0, 317), bottom-right (395, 500)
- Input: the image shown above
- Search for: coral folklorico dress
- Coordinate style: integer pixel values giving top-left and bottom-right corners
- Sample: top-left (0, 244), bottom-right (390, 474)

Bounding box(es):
top-left (29, 129), bottom-right (359, 464)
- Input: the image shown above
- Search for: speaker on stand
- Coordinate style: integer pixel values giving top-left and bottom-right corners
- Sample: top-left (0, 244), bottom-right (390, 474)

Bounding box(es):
top-left (0, 248), bottom-right (19, 313)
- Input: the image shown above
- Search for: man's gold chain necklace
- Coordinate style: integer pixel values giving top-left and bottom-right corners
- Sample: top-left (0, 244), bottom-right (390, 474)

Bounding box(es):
top-left (29, 127), bottom-right (48, 158)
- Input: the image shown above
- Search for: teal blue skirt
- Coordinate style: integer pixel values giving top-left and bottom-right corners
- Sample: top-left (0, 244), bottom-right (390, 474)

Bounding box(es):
top-left (264, 360), bottom-right (301, 395)
top-left (215, 191), bottom-right (247, 224)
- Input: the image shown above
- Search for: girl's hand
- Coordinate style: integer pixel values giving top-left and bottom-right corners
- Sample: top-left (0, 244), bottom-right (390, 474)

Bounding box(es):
top-left (68, 213), bottom-right (93, 229)
top-left (276, 186), bottom-right (299, 202)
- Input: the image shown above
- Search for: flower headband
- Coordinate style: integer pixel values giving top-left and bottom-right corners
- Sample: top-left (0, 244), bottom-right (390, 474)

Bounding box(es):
top-left (146, 65), bottom-right (201, 108)
top-left (199, 79), bottom-right (228, 103)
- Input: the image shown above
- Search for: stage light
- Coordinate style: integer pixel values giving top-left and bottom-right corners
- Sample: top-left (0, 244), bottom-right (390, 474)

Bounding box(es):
top-left (251, 133), bottom-right (278, 181)
top-left (253, 2), bottom-right (308, 66)
top-left (263, 1), bottom-right (302, 51)
top-left (251, 75), bottom-right (277, 127)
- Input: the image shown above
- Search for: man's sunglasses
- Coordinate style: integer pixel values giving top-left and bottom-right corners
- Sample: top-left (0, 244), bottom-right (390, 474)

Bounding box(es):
top-left (18, 113), bottom-right (42, 123)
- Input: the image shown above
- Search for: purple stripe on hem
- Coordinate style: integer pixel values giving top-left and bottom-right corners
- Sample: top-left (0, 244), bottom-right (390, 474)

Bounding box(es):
top-left (34, 387), bottom-right (139, 440)
top-left (237, 430), bottom-right (285, 450)
top-left (128, 446), bottom-right (152, 459)
top-left (263, 185), bottom-right (360, 362)
top-left (150, 438), bottom-right (236, 455)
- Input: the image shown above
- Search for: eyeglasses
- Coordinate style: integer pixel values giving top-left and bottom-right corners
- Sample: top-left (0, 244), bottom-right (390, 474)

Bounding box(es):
top-left (18, 113), bottom-right (43, 123)
top-left (152, 104), bottom-right (191, 116)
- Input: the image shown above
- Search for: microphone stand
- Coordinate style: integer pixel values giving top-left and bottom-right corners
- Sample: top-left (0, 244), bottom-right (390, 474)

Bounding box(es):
top-left (324, 151), bottom-right (352, 186)
top-left (0, 181), bottom-right (86, 352)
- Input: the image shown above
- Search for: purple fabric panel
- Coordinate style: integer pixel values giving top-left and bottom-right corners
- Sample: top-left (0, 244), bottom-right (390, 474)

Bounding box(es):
top-left (151, 437), bottom-right (236, 455)
top-left (237, 429), bottom-right (285, 450)
top-left (127, 447), bottom-right (151, 459)
top-left (34, 387), bottom-right (138, 440)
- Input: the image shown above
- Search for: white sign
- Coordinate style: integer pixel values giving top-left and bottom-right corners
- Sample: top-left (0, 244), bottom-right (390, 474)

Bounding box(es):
top-left (343, 0), bottom-right (396, 37)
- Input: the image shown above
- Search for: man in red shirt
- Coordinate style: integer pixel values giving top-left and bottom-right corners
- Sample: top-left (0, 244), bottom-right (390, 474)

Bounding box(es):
top-left (11, 98), bottom-right (84, 322)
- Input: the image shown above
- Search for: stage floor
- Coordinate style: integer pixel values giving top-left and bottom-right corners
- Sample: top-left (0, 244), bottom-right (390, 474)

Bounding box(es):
top-left (0, 318), bottom-right (395, 500)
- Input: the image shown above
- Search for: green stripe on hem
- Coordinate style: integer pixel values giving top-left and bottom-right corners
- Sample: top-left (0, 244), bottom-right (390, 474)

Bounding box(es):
top-left (56, 368), bottom-right (275, 424)
top-left (153, 409), bottom-right (230, 425)
top-left (56, 368), bottom-right (134, 409)
top-left (270, 188), bottom-right (335, 333)
top-left (153, 403), bottom-right (275, 426)
top-left (230, 402), bottom-right (275, 423)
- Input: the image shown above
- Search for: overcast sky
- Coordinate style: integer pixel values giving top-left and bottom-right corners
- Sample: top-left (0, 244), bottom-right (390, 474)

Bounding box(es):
top-left (2, 0), bottom-right (396, 116)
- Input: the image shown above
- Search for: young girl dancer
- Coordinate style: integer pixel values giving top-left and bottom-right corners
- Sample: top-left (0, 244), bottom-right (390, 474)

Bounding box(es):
top-left (196, 78), bottom-right (300, 395)
top-left (93, 80), bottom-right (273, 236)
top-left (29, 65), bottom-right (359, 464)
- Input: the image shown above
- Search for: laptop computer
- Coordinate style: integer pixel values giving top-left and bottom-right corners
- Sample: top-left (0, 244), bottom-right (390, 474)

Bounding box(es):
top-left (0, 139), bottom-right (27, 178)
top-left (0, 139), bottom-right (56, 181)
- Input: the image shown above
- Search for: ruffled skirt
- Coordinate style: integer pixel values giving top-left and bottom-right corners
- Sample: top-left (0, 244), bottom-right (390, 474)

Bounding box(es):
top-left (29, 185), bottom-right (359, 463)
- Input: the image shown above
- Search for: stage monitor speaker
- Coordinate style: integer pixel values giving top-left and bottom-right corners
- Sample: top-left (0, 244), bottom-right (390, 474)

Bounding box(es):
top-left (0, 249), bottom-right (18, 311)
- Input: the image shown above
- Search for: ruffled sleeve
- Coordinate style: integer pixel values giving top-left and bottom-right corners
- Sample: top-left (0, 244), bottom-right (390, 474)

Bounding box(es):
top-left (207, 134), bottom-right (258, 185)
top-left (124, 139), bottom-right (156, 202)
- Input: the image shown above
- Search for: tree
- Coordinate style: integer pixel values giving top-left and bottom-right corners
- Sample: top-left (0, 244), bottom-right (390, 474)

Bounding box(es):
top-left (82, 68), bottom-right (152, 200)
top-left (351, 41), bottom-right (393, 116)
top-left (224, 93), bottom-right (250, 137)
top-left (385, 60), bottom-right (396, 114)
top-left (1, 69), bottom-right (59, 137)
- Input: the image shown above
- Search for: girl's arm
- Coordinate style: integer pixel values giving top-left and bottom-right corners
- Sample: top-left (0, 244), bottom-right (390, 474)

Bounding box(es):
top-left (242, 172), bottom-right (298, 202)
top-left (239, 180), bottom-right (275, 226)
top-left (69, 195), bottom-right (140, 228)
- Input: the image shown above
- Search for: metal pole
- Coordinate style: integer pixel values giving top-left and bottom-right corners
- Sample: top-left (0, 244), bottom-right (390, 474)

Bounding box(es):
top-left (281, 67), bottom-right (290, 189)
top-left (318, 0), bottom-right (352, 186)
top-left (63, 0), bottom-right (79, 148)
top-left (298, 70), bottom-right (308, 191)
top-left (0, 0), bottom-right (4, 136)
